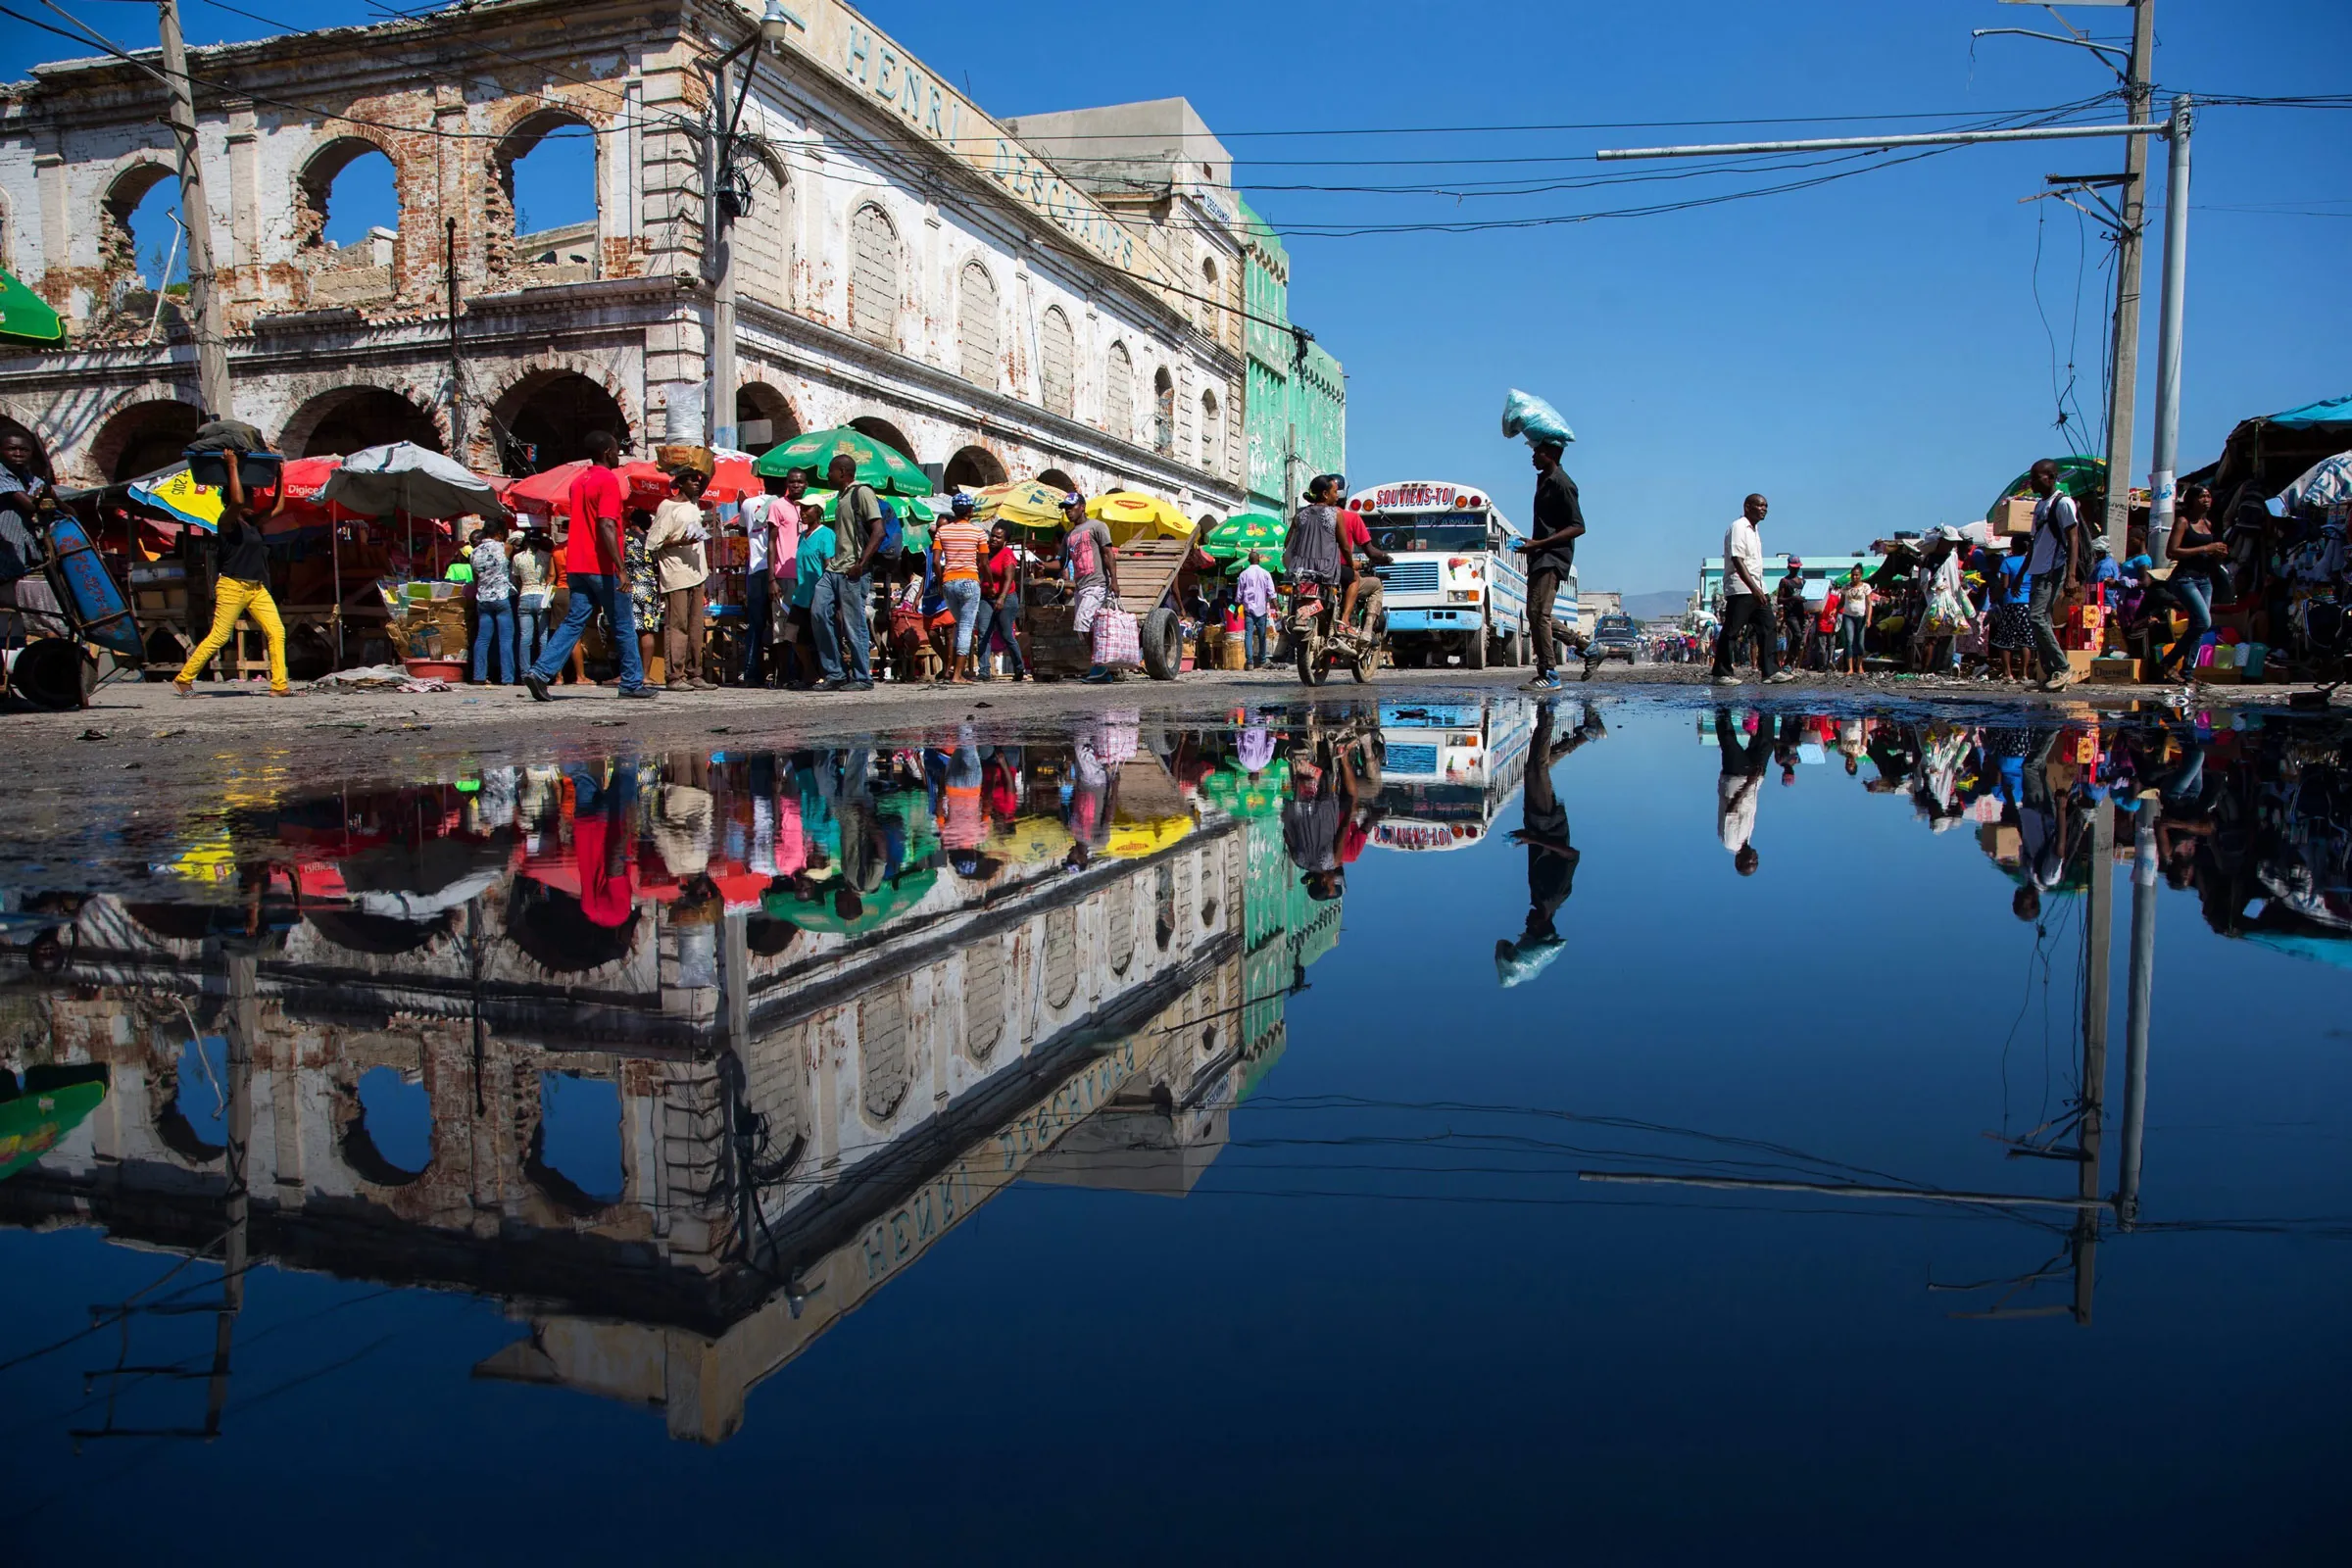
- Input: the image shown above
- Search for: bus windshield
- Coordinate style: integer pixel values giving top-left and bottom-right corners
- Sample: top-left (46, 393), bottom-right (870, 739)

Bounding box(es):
top-left (1367, 513), bottom-right (1492, 553)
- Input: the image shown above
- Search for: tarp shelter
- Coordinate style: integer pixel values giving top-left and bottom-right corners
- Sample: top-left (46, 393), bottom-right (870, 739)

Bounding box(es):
top-left (2185, 393), bottom-right (2352, 522)
top-left (0, 267), bottom-right (62, 345)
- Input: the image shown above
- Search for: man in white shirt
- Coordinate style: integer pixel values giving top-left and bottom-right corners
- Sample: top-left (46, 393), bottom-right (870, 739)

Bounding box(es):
top-left (2023, 458), bottom-right (2083, 691)
top-left (1712, 493), bottom-right (1794, 684)
top-left (1236, 551), bottom-right (1276, 668)
top-left (1714, 707), bottom-right (1767, 876)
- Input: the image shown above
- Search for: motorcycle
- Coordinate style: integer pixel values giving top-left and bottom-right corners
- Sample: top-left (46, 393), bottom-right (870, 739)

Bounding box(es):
top-left (1291, 579), bottom-right (1381, 687)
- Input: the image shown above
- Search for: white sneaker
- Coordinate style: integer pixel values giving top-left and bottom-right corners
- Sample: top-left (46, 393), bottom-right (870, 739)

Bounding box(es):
top-left (1767, 670), bottom-right (1798, 684)
top-left (1710, 674), bottom-right (1740, 686)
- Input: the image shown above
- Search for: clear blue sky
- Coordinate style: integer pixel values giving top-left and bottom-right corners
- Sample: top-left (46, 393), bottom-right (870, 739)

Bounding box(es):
top-left (9, 0), bottom-right (2347, 593)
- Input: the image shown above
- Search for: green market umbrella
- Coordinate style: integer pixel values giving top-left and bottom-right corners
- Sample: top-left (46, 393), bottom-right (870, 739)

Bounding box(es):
top-left (806, 489), bottom-right (936, 525)
top-left (760, 866), bottom-right (938, 934)
top-left (0, 268), bottom-right (63, 345)
top-left (1984, 456), bottom-right (2105, 526)
top-left (1200, 513), bottom-right (1285, 565)
top-left (0, 1075), bottom-right (108, 1184)
top-left (755, 426), bottom-right (933, 496)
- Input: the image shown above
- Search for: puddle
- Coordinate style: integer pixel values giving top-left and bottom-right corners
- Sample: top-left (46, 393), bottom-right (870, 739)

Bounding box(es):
top-left (0, 694), bottom-right (2345, 1558)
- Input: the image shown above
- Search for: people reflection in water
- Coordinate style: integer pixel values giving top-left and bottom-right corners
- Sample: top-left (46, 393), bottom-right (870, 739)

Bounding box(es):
top-left (1498, 701), bottom-right (1604, 987)
top-left (1283, 724), bottom-right (1380, 902)
top-left (564, 761), bottom-right (641, 927)
top-left (1715, 707), bottom-right (1769, 875)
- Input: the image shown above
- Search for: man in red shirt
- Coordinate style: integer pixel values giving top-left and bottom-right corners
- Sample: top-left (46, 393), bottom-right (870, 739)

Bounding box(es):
top-left (1335, 493), bottom-right (1393, 642)
top-left (524, 430), bottom-right (654, 701)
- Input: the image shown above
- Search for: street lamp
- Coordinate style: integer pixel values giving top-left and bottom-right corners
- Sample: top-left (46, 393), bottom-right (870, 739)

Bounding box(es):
top-left (706, 2), bottom-right (805, 448)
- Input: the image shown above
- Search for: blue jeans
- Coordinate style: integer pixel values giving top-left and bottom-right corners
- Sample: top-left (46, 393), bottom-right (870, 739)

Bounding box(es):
top-left (944, 577), bottom-right (982, 656)
top-left (473, 598), bottom-right (518, 683)
top-left (740, 568), bottom-right (771, 686)
top-left (517, 601), bottom-right (547, 668)
top-left (1245, 611), bottom-right (1269, 666)
top-left (1837, 617), bottom-right (1865, 662)
top-left (810, 569), bottom-right (870, 681)
top-left (530, 573), bottom-right (645, 691)
top-left (2158, 573), bottom-right (2213, 674)
top-left (974, 596), bottom-right (1027, 675)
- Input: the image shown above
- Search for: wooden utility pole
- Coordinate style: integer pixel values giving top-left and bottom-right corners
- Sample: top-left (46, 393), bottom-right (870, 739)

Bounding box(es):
top-left (155, 0), bottom-right (232, 416)
top-left (2099, 0), bottom-right (2157, 560)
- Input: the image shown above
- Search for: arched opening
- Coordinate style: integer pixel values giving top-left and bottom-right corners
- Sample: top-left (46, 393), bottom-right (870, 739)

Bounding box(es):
top-left (734, 382), bottom-right (800, 457)
top-left (956, 261), bottom-right (999, 387)
top-left (1199, 388), bottom-right (1223, 475)
top-left (154, 1033), bottom-right (227, 1163)
top-left (1103, 342), bottom-right (1134, 444)
top-left (492, 370), bottom-right (628, 475)
top-left (1035, 466), bottom-right (1076, 494)
top-left (91, 397), bottom-right (202, 481)
top-left (283, 385), bottom-right (442, 458)
top-left (342, 1065), bottom-right (432, 1185)
top-left (528, 1070), bottom-right (623, 1208)
top-left (296, 138), bottom-right (401, 306)
top-left (1152, 368), bottom-right (1176, 455)
top-left (494, 112), bottom-right (599, 283)
top-left (1154, 863), bottom-right (1176, 951)
top-left (943, 445), bottom-right (1005, 493)
top-left (99, 163), bottom-right (183, 335)
top-left (733, 153), bottom-right (795, 310)
top-left (847, 416), bottom-right (917, 466)
top-left (1038, 306), bottom-right (1075, 417)
top-left (848, 202), bottom-right (900, 348)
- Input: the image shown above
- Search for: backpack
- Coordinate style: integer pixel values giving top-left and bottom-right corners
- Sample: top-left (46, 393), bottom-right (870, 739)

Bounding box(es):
top-left (877, 498), bottom-right (904, 558)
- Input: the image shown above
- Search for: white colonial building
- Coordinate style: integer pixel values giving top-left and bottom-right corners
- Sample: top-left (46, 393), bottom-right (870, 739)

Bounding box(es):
top-left (0, 0), bottom-right (1250, 524)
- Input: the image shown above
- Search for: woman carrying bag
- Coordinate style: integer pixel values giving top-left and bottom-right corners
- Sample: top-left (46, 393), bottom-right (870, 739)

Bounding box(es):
top-left (2155, 483), bottom-right (2230, 680)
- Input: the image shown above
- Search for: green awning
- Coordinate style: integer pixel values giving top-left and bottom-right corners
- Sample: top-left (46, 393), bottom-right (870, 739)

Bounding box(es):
top-left (0, 269), bottom-right (63, 346)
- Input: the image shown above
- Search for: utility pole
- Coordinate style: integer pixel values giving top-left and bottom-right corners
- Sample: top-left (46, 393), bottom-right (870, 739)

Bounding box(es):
top-left (155, 0), bottom-right (232, 417)
top-left (2098, 0), bottom-right (2156, 560)
top-left (2118, 797), bottom-right (2158, 1228)
top-left (703, 4), bottom-right (802, 453)
top-left (2146, 96), bottom-right (2194, 552)
top-left (2073, 797), bottom-right (2116, 1325)
top-left (445, 217), bottom-right (466, 457)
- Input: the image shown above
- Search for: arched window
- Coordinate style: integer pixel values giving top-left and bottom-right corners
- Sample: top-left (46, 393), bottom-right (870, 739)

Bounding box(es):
top-left (1103, 341), bottom-right (1134, 443)
top-left (1152, 367), bottom-right (1175, 454)
top-left (1199, 388), bottom-right (1222, 475)
top-left (735, 155), bottom-right (795, 310)
top-left (496, 112), bottom-right (599, 283)
top-left (1039, 306), bottom-right (1075, 416)
top-left (849, 203), bottom-right (900, 348)
top-left (957, 261), bottom-right (999, 386)
top-left (296, 139), bottom-right (402, 306)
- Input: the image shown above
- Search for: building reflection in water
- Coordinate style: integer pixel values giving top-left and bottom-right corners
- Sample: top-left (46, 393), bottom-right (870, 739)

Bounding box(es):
top-left (0, 713), bottom-right (1372, 1444)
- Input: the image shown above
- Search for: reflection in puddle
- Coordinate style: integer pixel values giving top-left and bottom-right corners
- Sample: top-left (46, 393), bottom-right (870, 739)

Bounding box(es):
top-left (0, 694), bottom-right (2346, 1539)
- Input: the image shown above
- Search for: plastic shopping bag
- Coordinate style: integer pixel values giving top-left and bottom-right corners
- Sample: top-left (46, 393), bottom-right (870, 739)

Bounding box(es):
top-left (1092, 606), bottom-right (1142, 667)
top-left (1501, 388), bottom-right (1575, 450)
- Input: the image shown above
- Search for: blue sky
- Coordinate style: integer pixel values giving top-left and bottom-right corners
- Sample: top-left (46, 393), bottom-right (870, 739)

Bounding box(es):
top-left (9, 0), bottom-right (2347, 594)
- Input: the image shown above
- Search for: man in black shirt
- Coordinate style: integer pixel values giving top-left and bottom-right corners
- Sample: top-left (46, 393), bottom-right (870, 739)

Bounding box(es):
top-left (1515, 440), bottom-right (1595, 690)
top-left (1497, 700), bottom-right (1605, 986)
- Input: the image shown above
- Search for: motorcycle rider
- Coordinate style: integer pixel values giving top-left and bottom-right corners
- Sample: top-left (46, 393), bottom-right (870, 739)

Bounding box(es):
top-left (1282, 475), bottom-right (1347, 641)
top-left (1329, 476), bottom-right (1393, 645)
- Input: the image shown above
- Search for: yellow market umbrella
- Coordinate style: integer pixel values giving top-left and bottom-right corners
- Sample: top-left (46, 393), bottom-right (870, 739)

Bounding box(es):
top-left (1102, 812), bottom-right (1195, 861)
top-left (974, 478), bottom-right (1069, 534)
top-left (988, 814), bottom-right (1077, 866)
top-left (1088, 491), bottom-right (1194, 546)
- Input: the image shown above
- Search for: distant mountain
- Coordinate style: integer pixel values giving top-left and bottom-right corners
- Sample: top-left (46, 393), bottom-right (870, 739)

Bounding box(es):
top-left (1621, 590), bottom-right (1690, 622)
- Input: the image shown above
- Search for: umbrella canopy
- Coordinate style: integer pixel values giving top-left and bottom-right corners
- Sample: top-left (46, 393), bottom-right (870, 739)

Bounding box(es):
top-left (760, 867), bottom-right (937, 934)
top-left (2269, 395), bottom-right (2352, 430)
top-left (1200, 513), bottom-right (1286, 564)
top-left (808, 489), bottom-right (936, 525)
top-left (0, 1073), bottom-right (109, 1185)
top-left (125, 464), bottom-right (223, 531)
top-left (1984, 456), bottom-right (2104, 526)
top-left (2269, 450), bottom-right (2352, 519)
top-left (505, 459), bottom-right (588, 514)
top-left (1103, 812), bottom-right (1194, 860)
top-left (0, 267), bottom-right (63, 346)
top-left (1088, 491), bottom-right (1195, 545)
top-left (974, 477), bottom-right (1069, 534)
top-left (320, 442), bottom-right (509, 521)
top-left (753, 426), bottom-right (932, 496)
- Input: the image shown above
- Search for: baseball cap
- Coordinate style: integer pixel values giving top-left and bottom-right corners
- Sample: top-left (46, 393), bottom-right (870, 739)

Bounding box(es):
top-left (950, 492), bottom-right (975, 514)
top-left (1061, 491), bottom-right (1086, 510)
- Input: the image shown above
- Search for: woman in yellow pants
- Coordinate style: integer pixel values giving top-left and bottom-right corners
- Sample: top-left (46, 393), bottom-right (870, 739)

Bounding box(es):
top-left (175, 450), bottom-right (292, 696)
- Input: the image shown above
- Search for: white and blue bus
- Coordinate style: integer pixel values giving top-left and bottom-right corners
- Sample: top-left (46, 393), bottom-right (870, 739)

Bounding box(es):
top-left (1348, 479), bottom-right (1578, 669)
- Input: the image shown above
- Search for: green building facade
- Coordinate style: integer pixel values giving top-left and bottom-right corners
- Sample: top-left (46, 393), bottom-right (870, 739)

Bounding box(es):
top-left (1240, 200), bottom-right (1346, 516)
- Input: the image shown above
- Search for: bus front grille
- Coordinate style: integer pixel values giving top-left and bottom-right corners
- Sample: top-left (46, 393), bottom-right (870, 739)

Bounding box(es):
top-left (1379, 562), bottom-right (1441, 595)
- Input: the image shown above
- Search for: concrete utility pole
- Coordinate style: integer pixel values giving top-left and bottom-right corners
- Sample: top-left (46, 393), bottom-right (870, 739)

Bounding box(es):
top-left (156, 0), bottom-right (232, 417)
top-left (2098, 0), bottom-right (2157, 560)
top-left (2117, 798), bottom-right (2158, 1228)
top-left (703, 4), bottom-right (802, 452)
top-left (2146, 96), bottom-right (2194, 551)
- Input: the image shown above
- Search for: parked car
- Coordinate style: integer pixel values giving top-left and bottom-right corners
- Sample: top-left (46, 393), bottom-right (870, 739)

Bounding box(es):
top-left (1591, 612), bottom-right (1642, 663)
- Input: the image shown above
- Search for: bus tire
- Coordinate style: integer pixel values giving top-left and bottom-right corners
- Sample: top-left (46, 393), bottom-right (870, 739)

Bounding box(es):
top-left (1140, 608), bottom-right (1182, 681)
top-left (1466, 626), bottom-right (1486, 670)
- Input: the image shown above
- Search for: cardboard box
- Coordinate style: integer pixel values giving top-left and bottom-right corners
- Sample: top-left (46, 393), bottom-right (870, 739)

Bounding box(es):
top-left (2065, 649), bottom-right (2100, 681)
top-left (1978, 822), bottom-right (2022, 864)
top-left (1994, 497), bottom-right (2037, 537)
top-left (2090, 656), bottom-right (2144, 683)
top-left (2200, 664), bottom-right (2243, 685)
